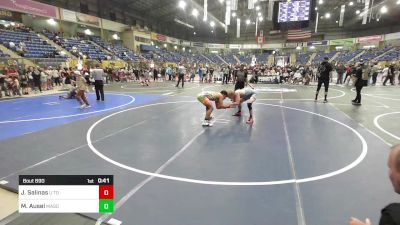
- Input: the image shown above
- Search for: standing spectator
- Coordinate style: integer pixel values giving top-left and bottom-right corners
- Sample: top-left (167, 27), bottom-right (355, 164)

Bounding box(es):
top-left (75, 72), bottom-right (90, 109)
top-left (0, 72), bottom-right (7, 98)
top-left (235, 65), bottom-right (248, 91)
top-left (198, 66), bottom-right (204, 83)
top-left (383, 63), bottom-right (395, 86)
top-left (336, 63), bottom-right (345, 85)
top-left (20, 71), bottom-right (29, 95)
top-left (349, 144), bottom-right (400, 225)
top-left (315, 57), bottom-right (333, 103)
top-left (209, 66), bottom-right (214, 83)
top-left (53, 68), bottom-right (61, 86)
top-left (32, 66), bottom-right (42, 93)
top-left (176, 63), bottom-right (186, 88)
top-left (352, 61), bottom-right (369, 106)
top-left (371, 62), bottom-right (380, 86)
top-left (166, 66), bottom-right (173, 81)
top-left (40, 68), bottom-right (48, 91)
top-left (91, 64), bottom-right (105, 101)
top-left (223, 66), bottom-right (229, 85)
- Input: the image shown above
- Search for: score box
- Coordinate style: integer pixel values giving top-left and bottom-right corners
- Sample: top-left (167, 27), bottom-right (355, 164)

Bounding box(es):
top-left (19, 175), bottom-right (113, 213)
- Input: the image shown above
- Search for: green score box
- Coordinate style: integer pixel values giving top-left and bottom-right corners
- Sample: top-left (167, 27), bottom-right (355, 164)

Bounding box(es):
top-left (99, 199), bottom-right (114, 213)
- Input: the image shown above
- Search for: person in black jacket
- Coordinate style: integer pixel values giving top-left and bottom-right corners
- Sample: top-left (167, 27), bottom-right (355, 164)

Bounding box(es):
top-left (349, 144), bottom-right (400, 225)
top-left (315, 57), bottom-right (333, 103)
top-left (352, 61), bottom-right (369, 106)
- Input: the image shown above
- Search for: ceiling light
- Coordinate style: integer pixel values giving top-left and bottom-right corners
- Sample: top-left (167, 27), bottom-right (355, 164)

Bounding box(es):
top-left (397, 0), bottom-right (400, 5)
top-left (178, 0), bottom-right (186, 9)
top-left (349, 2), bottom-right (354, 6)
top-left (210, 21), bottom-right (215, 27)
top-left (232, 12), bottom-right (236, 17)
top-left (310, 46), bottom-right (316, 49)
top-left (246, 19), bottom-right (250, 25)
top-left (256, 6), bottom-right (260, 11)
top-left (356, 10), bottom-right (360, 14)
top-left (380, 5), bottom-right (388, 14)
top-left (163, 43), bottom-right (167, 48)
top-left (336, 20), bottom-right (338, 23)
top-left (193, 31), bottom-right (196, 35)
top-left (84, 29), bottom-right (92, 35)
top-left (192, 9), bottom-right (199, 17)
top-left (174, 45), bottom-right (177, 49)
top-left (203, 17), bottom-right (207, 22)
top-left (315, 7), bottom-right (318, 10)
top-left (219, 0), bottom-right (224, 3)
top-left (259, 17), bottom-right (264, 21)
top-left (47, 18), bottom-right (56, 25)
top-left (325, 12), bottom-right (331, 18)
top-left (318, 0), bottom-right (323, 4)
top-left (211, 30), bottom-right (214, 33)
top-left (112, 34), bottom-right (119, 40)
top-left (296, 46), bottom-right (301, 50)
top-left (257, 12), bottom-right (261, 16)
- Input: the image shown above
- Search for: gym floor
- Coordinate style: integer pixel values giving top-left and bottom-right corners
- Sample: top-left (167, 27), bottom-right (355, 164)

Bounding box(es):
top-left (0, 81), bottom-right (399, 225)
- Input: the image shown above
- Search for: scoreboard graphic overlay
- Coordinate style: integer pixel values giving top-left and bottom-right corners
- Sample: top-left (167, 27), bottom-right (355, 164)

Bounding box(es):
top-left (278, 0), bottom-right (310, 23)
top-left (19, 175), bottom-right (114, 213)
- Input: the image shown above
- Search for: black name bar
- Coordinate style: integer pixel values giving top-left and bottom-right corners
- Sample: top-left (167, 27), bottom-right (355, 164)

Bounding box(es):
top-left (19, 175), bottom-right (113, 185)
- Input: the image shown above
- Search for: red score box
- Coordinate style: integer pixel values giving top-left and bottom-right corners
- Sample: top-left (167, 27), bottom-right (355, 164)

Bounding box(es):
top-left (99, 185), bottom-right (114, 199)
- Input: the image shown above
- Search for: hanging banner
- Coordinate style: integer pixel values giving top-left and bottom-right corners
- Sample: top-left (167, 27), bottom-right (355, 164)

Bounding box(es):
top-left (76, 13), bottom-right (100, 27)
top-left (180, 40), bottom-right (191, 47)
top-left (229, 44), bottom-right (241, 49)
top-left (0, 0), bottom-right (57, 18)
top-left (151, 32), bottom-right (167, 42)
top-left (207, 43), bottom-right (225, 49)
top-left (329, 38), bottom-right (356, 46)
top-left (192, 42), bottom-right (204, 47)
top-left (167, 37), bottom-right (179, 44)
top-left (284, 42), bottom-right (298, 48)
top-left (243, 44), bottom-right (260, 49)
top-left (236, 18), bottom-right (240, 38)
top-left (307, 40), bottom-right (328, 46)
top-left (385, 32), bottom-right (400, 41)
top-left (357, 35), bottom-right (384, 43)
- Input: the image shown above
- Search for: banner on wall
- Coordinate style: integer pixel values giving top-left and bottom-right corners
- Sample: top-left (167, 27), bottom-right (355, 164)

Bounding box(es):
top-left (242, 44), bottom-right (260, 49)
top-left (0, 0), bottom-right (57, 18)
top-left (76, 13), bottom-right (100, 27)
top-left (284, 42), bottom-right (298, 48)
top-left (207, 43), bottom-right (225, 49)
top-left (385, 32), bottom-right (400, 41)
top-left (180, 40), bottom-right (191, 47)
top-left (329, 38), bottom-right (356, 46)
top-left (357, 35), bottom-right (383, 43)
top-left (61, 9), bottom-right (76, 22)
top-left (192, 42), bottom-right (204, 47)
top-left (151, 32), bottom-right (167, 42)
top-left (307, 40), bottom-right (328, 46)
top-left (262, 43), bottom-right (283, 49)
top-left (229, 44), bottom-right (241, 49)
top-left (0, 9), bottom-right (22, 21)
top-left (167, 36), bottom-right (179, 44)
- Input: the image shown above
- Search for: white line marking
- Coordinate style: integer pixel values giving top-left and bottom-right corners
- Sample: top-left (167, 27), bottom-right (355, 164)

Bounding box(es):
top-left (0, 94), bottom-right (135, 124)
top-left (87, 101), bottom-right (368, 186)
top-left (0, 180), bottom-right (9, 185)
top-left (96, 128), bottom-right (206, 224)
top-left (43, 102), bottom-right (60, 106)
top-left (107, 218), bottom-right (123, 225)
top-left (280, 92), bottom-right (306, 225)
top-left (329, 103), bottom-right (392, 147)
top-left (258, 88), bottom-right (346, 101)
top-left (162, 92), bottom-right (175, 96)
top-left (374, 112), bottom-right (400, 141)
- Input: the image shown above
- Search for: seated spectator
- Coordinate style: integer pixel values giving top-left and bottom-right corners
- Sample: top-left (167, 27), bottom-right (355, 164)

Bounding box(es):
top-left (349, 144), bottom-right (400, 225)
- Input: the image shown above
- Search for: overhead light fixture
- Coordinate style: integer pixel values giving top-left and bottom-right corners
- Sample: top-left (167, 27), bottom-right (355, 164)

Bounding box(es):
top-left (178, 0), bottom-right (186, 9)
top-left (380, 5), bottom-right (388, 14)
top-left (246, 19), bottom-right (250, 25)
top-left (47, 18), bottom-right (56, 25)
top-left (219, 0), bottom-right (224, 3)
top-left (192, 9), bottom-right (199, 17)
top-left (325, 12), bottom-right (331, 18)
top-left (84, 29), bottom-right (92, 35)
top-left (211, 30), bottom-right (214, 33)
top-left (397, 0), bottom-right (400, 5)
top-left (349, 1), bottom-right (354, 6)
top-left (356, 10), bottom-right (360, 14)
top-left (174, 45), bottom-right (178, 49)
top-left (203, 17), bottom-right (207, 22)
top-left (257, 12), bottom-right (262, 16)
top-left (255, 6), bottom-right (260, 11)
top-left (163, 43), bottom-right (167, 48)
top-left (232, 12), bottom-right (237, 17)
top-left (112, 34), bottom-right (119, 40)
top-left (210, 21), bottom-right (215, 27)
top-left (193, 31), bottom-right (196, 35)
top-left (310, 46), bottom-right (316, 49)
top-left (296, 46), bottom-right (301, 50)
top-left (335, 20), bottom-right (338, 23)
top-left (259, 17), bottom-right (264, 21)
top-left (182, 47), bottom-right (186, 51)
top-left (315, 7), bottom-right (318, 10)
top-left (318, 0), bottom-right (323, 4)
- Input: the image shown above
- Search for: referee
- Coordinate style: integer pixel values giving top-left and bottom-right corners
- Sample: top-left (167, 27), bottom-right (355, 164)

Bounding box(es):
top-left (92, 64), bottom-right (105, 101)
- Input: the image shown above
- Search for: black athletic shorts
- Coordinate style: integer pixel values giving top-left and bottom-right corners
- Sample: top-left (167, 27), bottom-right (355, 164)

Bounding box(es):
top-left (235, 81), bottom-right (245, 91)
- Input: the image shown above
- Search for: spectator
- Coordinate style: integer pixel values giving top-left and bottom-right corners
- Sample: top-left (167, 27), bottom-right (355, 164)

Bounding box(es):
top-left (349, 144), bottom-right (400, 225)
